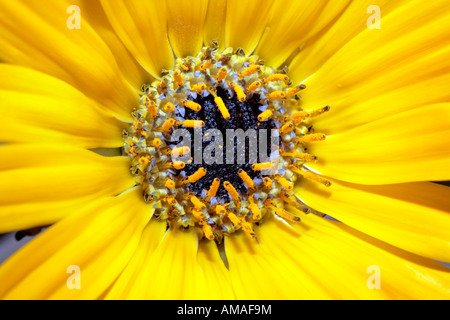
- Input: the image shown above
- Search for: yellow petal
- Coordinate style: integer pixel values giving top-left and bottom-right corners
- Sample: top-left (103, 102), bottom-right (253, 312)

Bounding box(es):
top-left (0, 144), bottom-right (134, 233)
top-left (1, 196), bottom-right (96, 235)
top-left (289, 0), bottom-right (408, 83)
top-left (108, 224), bottom-right (235, 299)
top-left (196, 239), bottom-right (236, 299)
top-left (80, 0), bottom-right (152, 89)
top-left (126, 228), bottom-right (202, 299)
top-left (225, 223), bottom-right (330, 299)
top-left (310, 68), bottom-right (450, 136)
top-left (296, 179), bottom-right (450, 262)
top-left (289, 216), bottom-right (450, 299)
top-left (298, 0), bottom-right (450, 131)
top-left (122, 227), bottom-right (235, 299)
top-left (105, 219), bottom-right (167, 299)
top-left (0, 188), bottom-right (152, 299)
top-left (203, 0), bottom-right (227, 50)
top-left (225, 0), bottom-right (273, 54)
top-left (166, 0), bottom-right (208, 58)
top-left (226, 215), bottom-right (450, 299)
top-left (100, 0), bottom-right (174, 78)
top-left (307, 103), bottom-right (450, 184)
top-left (255, 0), bottom-right (350, 68)
top-left (0, 64), bottom-right (125, 148)
top-left (0, 0), bottom-right (138, 119)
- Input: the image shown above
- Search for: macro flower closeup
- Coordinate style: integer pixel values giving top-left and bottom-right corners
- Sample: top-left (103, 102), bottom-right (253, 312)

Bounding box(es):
top-left (0, 0), bottom-right (449, 300)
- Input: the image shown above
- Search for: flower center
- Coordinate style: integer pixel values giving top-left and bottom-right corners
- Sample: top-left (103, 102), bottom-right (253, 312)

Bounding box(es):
top-left (177, 84), bottom-right (278, 199)
top-left (122, 41), bottom-right (331, 242)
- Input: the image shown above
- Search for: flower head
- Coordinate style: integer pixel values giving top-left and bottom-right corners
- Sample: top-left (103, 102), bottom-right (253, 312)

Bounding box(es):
top-left (0, 0), bottom-right (449, 300)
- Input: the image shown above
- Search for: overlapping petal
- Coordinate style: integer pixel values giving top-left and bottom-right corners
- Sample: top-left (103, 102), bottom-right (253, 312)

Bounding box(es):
top-left (80, 0), bottom-right (153, 89)
top-left (104, 220), bottom-right (170, 299)
top-left (0, 188), bottom-right (152, 299)
top-left (296, 180), bottom-right (450, 262)
top-left (166, 0), bottom-right (208, 59)
top-left (0, 0), bottom-right (138, 120)
top-left (226, 215), bottom-right (450, 299)
top-left (225, 0), bottom-right (273, 55)
top-left (289, 0), bottom-right (409, 82)
top-left (0, 144), bottom-right (134, 233)
top-left (307, 103), bottom-right (450, 184)
top-left (0, 64), bottom-right (125, 148)
top-left (203, 0), bottom-right (227, 50)
top-left (100, 0), bottom-right (174, 78)
top-left (255, 0), bottom-right (351, 68)
top-left (108, 226), bottom-right (235, 299)
top-left (297, 0), bottom-right (450, 132)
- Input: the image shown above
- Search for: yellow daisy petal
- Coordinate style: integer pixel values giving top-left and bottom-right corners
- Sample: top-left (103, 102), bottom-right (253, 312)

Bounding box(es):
top-left (289, 0), bottom-right (408, 82)
top-left (108, 226), bottom-right (234, 300)
top-left (310, 66), bottom-right (450, 135)
top-left (1, 196), bottom-right (96, 236)
top-left (255, 0), bottom-right (350, 67)
top-left (196, 240), bottom-right (236, 299)
top-left (100, 0), bottom-right (174, 78)
top-left (225, 223), bottom-right (331, 299)
top-left (0, 64), bottom-right (125, 148)
top-left (123, 228), bottom-right (208, 299)
top-left (299, 0), bottom-right (450, 129)
top-left (166, 0), bottom-right (208, 58)
top-left (225, 0), bottom-right (273, 54)
top-left (303, 44), bottom-right (450, 135)
top-left (0, 0), bottom-right (138, 120)
top-left (80, 0), bottom-right (152, 89)
top-left (296, 179), bottom-right (450, 262)
top-left (308, 103), bottom-right (450, 184)
top-left (0, 144), bottom-right (134, 233)
top-left (0, 188), bottom-right (152, 299)
top-left (203, 0), bottom-right (227, 50)
top-left (227, 215), bottom-right (450, 299)
top-left (105, 219), bottom-right (167, 299)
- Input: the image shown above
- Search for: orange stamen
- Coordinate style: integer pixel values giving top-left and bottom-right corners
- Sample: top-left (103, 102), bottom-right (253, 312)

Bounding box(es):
top-left (252, 162), bottom-right (272, 171)
top-left (214, 96), bottom-right (230, 120)
top-left (238, 169), bottom-right (255, 189)
top-left (163, 102), bottom-right (176, 112)
top-left (248, 80), bottom-right (262, 92)
top-left (274, 173), bottom-right (293, 191)
top-left (268, 90), bottom-right (286, 100)
top-left (191, 195), bottom-right (206, 210)
top-left (208, 178), bottom-right (221, 198)
top-left (184, 100), bottom-right (202, 112)
top-left (272, 206), bottom-right (301, 223)
top-left (239, 65), bottom-right (261, 77)
top-left (217, 67), bottom-right (228, 81)
top-left (188, 167), bottom-right (207, 183)
top-left (173, 70), bottom-right (183, 86)
top-left (233, 84), bottom-right (246, 102)
top-left (172, 146), bottom-right (190, 157)
top-left (297, 133), bottom-right (326, 143)
top-left (224, 181), bottom-right (240, 202)
top-left (257, 109), bottom-right (273, 122)
top-left (248, 203), bottom-right (261, 221)
top-left (165, 179), bottom-right (175, 189)
top-left (162, 118), bottom-right (176, 132)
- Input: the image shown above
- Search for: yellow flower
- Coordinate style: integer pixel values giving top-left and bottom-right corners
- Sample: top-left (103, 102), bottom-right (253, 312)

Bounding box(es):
top-left (0, 0), bottom-right (449, 300)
